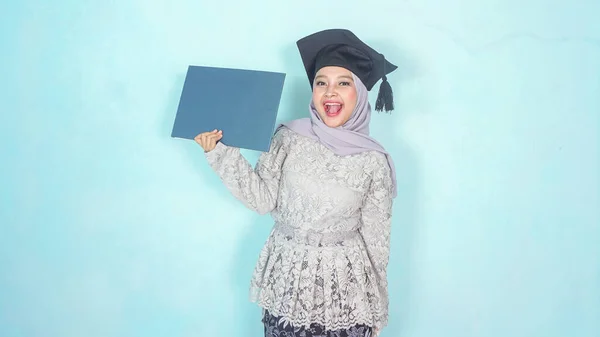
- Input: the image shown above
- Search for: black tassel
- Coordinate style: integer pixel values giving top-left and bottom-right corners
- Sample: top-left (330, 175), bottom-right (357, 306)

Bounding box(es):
top-left (375, 75), bottom-right (394, 113)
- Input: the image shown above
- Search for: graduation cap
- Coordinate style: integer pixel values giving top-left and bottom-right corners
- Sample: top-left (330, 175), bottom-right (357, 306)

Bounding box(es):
top-left (171, 65), bottom-right (286, 152)
top-left (296, 29), bottom-right (397, 112)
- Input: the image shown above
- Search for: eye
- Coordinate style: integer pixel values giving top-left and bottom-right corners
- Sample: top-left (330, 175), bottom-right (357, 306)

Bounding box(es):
top-left (315, 81), bottom-right (326, 86)
top-left (339, 81), bottom-right (351, 86)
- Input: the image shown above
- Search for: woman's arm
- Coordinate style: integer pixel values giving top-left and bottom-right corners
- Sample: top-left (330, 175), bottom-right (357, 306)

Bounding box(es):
top-left (359, 155), bottom-right (394, 334)
top-left (204, 128), bottom-right (289, 215)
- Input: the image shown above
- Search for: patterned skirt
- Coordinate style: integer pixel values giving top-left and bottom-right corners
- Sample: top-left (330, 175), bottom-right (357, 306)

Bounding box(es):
top-left (262, 309), bottom-right (373, 337)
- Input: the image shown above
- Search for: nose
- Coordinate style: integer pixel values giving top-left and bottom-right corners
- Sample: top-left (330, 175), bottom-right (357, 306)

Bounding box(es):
top-left (325, 87), bottom-right (337, 97)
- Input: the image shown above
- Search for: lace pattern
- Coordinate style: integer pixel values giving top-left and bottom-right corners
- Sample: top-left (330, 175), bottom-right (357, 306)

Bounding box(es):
top-left (205, 127), bottom-right (394, 335)
top-left (262, 309), bottom-right (373, 337)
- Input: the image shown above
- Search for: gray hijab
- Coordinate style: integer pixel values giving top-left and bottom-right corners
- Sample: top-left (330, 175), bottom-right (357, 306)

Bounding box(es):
top-left (276, 73), bottom-right (397, 198)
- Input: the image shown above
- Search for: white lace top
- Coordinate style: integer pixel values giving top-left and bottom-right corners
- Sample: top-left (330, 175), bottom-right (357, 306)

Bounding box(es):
top-left (205, 126), bottom-right (394, 334)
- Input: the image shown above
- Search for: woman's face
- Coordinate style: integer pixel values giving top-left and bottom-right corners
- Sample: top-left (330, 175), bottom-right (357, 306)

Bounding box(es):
top-left (312, 66), bottom-right (357, 128)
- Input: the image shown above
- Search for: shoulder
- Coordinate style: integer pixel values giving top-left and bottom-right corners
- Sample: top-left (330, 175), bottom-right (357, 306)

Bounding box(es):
top-left (266, 126), bottom-right (298, 154)
top-left (361, 151), bottom-right (394, 195)
top-left (371, 150), bottom-right (390, 166)
top-left (360, 150), bottom-right (391, 173)
top-left (272, 125), bottom-right (311, 148)
top-left (273, 125), bottom-right (295, 140)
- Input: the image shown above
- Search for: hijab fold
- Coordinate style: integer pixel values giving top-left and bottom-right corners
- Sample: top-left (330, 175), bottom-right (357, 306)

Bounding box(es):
top-left (277, 73), bottom-right (397, 198)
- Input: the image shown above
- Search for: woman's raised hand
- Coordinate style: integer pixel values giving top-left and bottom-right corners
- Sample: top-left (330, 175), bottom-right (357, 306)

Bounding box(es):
top-left (194, 129), bottom-right (223, 153)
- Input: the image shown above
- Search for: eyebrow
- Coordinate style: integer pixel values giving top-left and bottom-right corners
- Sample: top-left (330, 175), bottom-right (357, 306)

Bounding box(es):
top-left (315, 75), bottom-right (354, 81)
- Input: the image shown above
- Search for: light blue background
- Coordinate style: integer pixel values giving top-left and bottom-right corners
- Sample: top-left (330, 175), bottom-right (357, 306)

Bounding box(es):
top-left (1, 1), bottom-right (598, 337)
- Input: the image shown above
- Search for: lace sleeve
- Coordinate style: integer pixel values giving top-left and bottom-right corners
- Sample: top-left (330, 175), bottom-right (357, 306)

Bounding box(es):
top-left (359, 155), bottom-right (394, 333)
top-left (204, 129), bottom-right (289, 215)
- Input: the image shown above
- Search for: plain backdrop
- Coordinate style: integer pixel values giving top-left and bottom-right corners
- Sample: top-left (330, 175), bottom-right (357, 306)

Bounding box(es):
top-left (1, 1), bottom-right (598, 336)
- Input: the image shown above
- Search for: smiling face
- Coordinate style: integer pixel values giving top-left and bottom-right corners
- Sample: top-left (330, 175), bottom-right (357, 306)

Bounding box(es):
top-left (312, 66), bottom-right (357, 128)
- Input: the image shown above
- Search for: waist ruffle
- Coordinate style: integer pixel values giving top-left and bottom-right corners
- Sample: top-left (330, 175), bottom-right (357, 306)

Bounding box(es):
top-left (248, 224), bottom-right (388, 332)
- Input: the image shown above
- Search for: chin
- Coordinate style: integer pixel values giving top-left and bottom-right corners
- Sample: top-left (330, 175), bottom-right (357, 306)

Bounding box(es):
top-left (324, 119), bottom-right (343, 128)
top-left (320, 113), bottom-right (348, 128)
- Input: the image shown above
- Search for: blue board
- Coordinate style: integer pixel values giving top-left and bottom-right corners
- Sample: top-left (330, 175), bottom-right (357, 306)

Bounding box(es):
top-left (171, 65), bottom-right (286, 152)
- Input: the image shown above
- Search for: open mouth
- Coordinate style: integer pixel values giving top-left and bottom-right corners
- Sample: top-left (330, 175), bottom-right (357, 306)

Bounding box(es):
top-left (324, 102), bottom-right (343, 117)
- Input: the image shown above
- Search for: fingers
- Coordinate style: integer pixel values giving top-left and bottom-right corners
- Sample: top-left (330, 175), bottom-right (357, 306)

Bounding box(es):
top-left (204, 130), bottom-right (222, 149)
top-left (207, 131), bottom-right (223, 151)
top-left (194, 129), bottom-right (223, 152)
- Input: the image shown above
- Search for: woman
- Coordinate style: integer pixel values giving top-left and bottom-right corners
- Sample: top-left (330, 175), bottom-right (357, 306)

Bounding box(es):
top-left (195, 29), bottom-right (398, 337)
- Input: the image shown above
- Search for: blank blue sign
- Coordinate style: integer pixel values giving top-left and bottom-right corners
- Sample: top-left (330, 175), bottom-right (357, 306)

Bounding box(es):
top-left (171, 65), bottom-right (286, 152)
